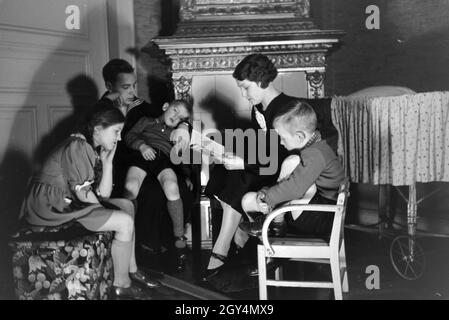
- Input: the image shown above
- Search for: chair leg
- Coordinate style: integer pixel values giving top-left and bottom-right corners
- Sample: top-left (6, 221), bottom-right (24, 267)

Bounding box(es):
top-left (257, 245), bottom-right (268, 300)
top-left (330, 254), bottom-right (343, 300)
top-left (340, 240), bottom-right (349, 293)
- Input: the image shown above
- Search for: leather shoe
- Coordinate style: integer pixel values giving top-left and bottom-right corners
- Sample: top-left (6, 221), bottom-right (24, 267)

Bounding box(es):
top-left (174, 236), bottom-right (188, 271)
top-left (112, 284), bottom-right (148, 300)
top-left (200, 252), bottom-right (226, 282)
top-left (130, 269), bottom-right (161, 289)
top-left (239, 215), bottom-right (264, 237)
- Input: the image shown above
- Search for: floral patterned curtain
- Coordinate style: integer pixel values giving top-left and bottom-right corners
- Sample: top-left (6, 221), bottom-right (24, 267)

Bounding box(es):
top-left (331, 92), bottom-right (449, 186)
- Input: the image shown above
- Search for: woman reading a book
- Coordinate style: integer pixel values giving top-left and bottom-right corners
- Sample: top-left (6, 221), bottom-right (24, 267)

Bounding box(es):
top-left (202, 54), bottom-right (294, 280)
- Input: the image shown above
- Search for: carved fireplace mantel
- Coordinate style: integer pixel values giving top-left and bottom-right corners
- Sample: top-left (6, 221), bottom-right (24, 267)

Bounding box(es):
top-left (153, 0), bottom-right (344, 99)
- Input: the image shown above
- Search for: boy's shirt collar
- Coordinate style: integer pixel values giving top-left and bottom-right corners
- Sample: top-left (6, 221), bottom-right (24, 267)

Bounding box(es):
top-left (126, 97), bottom-right (144, 114)
top-left (99, 92), bottom-right (144, 115)
top-left (301, 131), bottom-right (322, 151)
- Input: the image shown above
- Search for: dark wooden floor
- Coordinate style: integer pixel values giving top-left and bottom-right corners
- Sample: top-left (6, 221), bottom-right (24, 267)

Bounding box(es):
top-left (134, 227), bottom-right (449, 300)
top-left (2, 227), bottom-right (449, 300)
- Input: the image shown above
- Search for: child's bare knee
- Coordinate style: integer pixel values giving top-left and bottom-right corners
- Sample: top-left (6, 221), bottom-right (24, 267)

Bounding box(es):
top-left (241, 192), bottom-right (256, 213)
top-left (124, 179), bottom-right (140, 200)
top-left (162, 180), bottom-right (180, 198)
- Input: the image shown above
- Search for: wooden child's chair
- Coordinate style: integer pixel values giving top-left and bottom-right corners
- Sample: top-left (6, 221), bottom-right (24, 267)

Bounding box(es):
top-left (257, 179), bottom-right (350, 300)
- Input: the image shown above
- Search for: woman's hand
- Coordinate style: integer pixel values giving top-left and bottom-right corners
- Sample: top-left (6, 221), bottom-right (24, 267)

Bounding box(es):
top-left (256, 191), bottom-right (270, 214)
top-left (100, 143), bottom-right (116, 166)
top-left (139, 144), bottom-right (156, 161)
top-left (223, 153), bottom-right (245, 170)
top-left (256, 201), bottom-right (270, 214)
top-left (170, 125), bottom-right (191, 154)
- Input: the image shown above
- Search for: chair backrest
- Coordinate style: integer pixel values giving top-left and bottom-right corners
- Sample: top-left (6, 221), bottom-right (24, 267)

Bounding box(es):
top-left (329, 178), bottom-right (350, 249)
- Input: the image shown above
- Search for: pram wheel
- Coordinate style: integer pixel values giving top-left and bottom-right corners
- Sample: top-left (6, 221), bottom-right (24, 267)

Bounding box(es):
top-left (389, 235), bottom-right (425, 280)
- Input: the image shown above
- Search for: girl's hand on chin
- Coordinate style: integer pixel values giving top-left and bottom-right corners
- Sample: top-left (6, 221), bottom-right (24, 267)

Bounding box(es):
top-left (100, 143), bottom-right (116, 165)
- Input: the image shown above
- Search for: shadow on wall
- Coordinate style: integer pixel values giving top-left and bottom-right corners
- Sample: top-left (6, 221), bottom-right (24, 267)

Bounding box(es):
top-left (34, 74), bottom-right (99, 167)
top-left (128, 0), bottom-right (181, 106)
top-left (198, 94), bottom-right (252, 133)
top-left (0, 31), bottom-right (101, 299)
top-left (0, 150), bottom-right (31, 300)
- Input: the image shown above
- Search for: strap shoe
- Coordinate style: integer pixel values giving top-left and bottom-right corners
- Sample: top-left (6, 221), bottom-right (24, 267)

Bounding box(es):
top-left (200, 252), bottom-right (226, 282)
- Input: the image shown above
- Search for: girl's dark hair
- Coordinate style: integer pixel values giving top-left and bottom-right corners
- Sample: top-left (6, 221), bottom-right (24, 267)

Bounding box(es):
top-left (232, 54), bottom-right (278, 89)
top-left (102, 58), bottom-right (134, 84)
top-left (80, 107), bottom-right (125, 145)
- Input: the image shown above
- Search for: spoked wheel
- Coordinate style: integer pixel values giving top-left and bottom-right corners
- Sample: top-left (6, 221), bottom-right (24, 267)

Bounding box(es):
top-left (389, 235), bottom-right (426, 280)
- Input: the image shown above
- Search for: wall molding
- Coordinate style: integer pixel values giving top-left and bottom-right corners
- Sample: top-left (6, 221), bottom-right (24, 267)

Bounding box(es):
top-left (0, 105), bottom-right (38, 152)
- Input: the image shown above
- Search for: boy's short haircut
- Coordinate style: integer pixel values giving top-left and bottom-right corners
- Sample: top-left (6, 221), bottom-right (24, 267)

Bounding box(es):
top-left (170, 99), bottom-right (193, 118)
top-left (102, 59), bottom-right (134, 84)
top-left (232, 54), bottom-right (278, 89)
top-left (272, 99), bottom-right (317, 135)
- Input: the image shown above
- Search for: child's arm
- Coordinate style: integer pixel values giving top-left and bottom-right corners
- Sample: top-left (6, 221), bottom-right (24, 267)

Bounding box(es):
top-left (124, 117), bottom-right (157, 160)
top-left (96, 144), bottom-right (115, 198)
top-left (263, 149), bottom-right (326, 208)
top-left (277, 155), bottom-right (301, 182)
top-left (124, 117), bottom-right (149, 150)
top-left (171, 120), bottom-right (192, 154)
top-left (75, 187), bottom-right (100, 204)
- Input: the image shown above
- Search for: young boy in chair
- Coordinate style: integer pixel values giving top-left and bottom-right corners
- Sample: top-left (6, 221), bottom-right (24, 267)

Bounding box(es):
top-left (123, 99), bottom-right (193, 267)
top-left (240, 99), bottom-right (345, 239)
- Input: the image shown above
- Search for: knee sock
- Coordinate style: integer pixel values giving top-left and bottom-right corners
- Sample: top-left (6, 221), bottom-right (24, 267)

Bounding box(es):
top-left (111, 239), bottom-right (133, 287)
top-left (167, 199), bottom-right (185, 248)
top-left (128, 232), bottom-right (138, 273)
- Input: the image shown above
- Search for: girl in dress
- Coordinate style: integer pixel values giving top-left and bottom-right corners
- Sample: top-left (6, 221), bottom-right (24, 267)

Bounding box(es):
top-left (20, 106), bottom-right (159, 299)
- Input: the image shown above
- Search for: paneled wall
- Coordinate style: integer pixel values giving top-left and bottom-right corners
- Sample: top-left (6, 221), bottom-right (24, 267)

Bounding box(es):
top-left (0, 0), bottom-right (110, 263)
top-left (0, 0), bottom-right (109, 161)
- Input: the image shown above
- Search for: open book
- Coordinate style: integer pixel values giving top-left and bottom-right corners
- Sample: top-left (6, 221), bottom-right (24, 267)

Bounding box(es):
top-left (190, 129), bottom-right (225, 163)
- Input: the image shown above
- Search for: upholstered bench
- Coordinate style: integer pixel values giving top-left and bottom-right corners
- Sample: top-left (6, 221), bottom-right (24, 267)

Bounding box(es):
top-left (9, 223), bottom-right (114, 300)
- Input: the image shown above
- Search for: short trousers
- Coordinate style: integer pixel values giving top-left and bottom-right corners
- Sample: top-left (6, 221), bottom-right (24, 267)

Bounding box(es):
top-left (128, 150), bottom-right (173, 178)
top-left (284, 193), bottom-right (335, 238)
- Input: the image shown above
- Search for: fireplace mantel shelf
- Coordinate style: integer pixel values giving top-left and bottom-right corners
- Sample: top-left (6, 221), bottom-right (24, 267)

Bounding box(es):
top-left (152, 0), bottom-right (344, 99)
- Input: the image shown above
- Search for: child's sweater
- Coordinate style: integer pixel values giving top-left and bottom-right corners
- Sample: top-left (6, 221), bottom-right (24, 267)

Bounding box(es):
top-left (264, 140), bottom-right (345, 207)
top-left (125, 116), bottom-right (174, 157)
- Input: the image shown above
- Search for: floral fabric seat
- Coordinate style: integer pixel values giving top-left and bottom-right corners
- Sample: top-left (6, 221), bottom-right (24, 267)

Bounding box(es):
top-left (9, 222), bottom-right (114, 300)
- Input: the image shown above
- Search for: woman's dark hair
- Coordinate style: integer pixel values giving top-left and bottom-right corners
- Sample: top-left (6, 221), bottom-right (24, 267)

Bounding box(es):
top-left (102, 58), bottom-right (134, 84)
top-left (80, 106), bottom-right (125, 145)
top-left (232, 54), bottom-right (278, 89)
